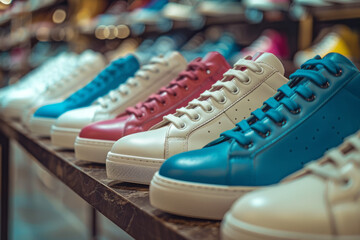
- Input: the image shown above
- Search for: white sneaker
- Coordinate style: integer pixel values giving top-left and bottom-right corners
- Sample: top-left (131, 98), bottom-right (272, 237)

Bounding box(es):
top-left (52, 52), bottom-right (187, 149)
top-left (26, 50), bottom-right (106, 135)
top-left (106, 52), bottom-right (289, 184)
top-left (0, 52), bottom-right (76, 111)
top-left (221, 131), bottom-right (360, 240)
top-left (0, 52), bottom-right (85, 120)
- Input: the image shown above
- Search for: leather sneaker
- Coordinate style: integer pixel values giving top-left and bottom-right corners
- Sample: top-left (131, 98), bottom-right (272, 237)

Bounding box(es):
top-left (0, 52), bottom-right (80, 119)
top-left (221, 131), bottom-right (360, 240)
top-left (75, 52), bottom-right (231, 163)
top-left (26, 50), bottom-right (106, 133)
top-left (50, 52), bottom-right (187, 148)
top-left (150, 53), bottom-right (360, 220)
top-left (29, 54), bottom-right (139, 138)
top-left (0, 52), bottom-right (75, 104)
top-left (106, 52), bottom-right (288, 184)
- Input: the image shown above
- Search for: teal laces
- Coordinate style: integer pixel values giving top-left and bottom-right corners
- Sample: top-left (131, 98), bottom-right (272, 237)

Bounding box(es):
top-left (220, 55), bottom-right (342, 148)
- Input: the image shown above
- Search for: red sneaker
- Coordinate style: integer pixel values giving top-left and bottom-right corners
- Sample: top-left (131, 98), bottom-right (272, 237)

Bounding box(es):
top-left (75, 52), bottom-right (231, 163)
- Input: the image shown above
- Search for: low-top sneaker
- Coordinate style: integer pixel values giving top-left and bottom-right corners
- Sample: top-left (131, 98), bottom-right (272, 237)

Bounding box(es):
top-left (76, 52), bottom-right (231, 163)
top-left (25, 50), bottom-right (106, 132)
top-left (0, 52), bottom-right (74, 104)
top-left (30, 54), bottom-right (139, 137)
top-left (51, 52), bottom-right (187, 148)
top-left (150, 53), bottom-right (360, 220)
top-left (221, 131), bottom-right (360, 240)
top-left (0, 52), bottom-right (79, 119)
top-left (230, 29), bottom-right (289, 64)
top-left (106, 53), bottom-right (288, 185)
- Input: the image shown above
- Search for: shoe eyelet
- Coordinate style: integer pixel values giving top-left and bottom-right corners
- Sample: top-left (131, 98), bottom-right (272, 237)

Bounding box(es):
top-left (306, 94), bottom-right (316, 102)
top-left (150, 108), bottom-right (155, 113)
top-left (334, 68), bottom-right (342, 77)
top-left (155, 69), bottom-right (160, 73)
top-left (146, 76), bottom-right (150, 80)
top-left (258, 130), bottom-right (271, 138)
top-left (184, 85), bottom-right (189, 91)
top-left (206, 106), bottom-right (214, 112)
top-left (193, 114), bottom-right (201, 121)
top-left (277, 119), bottom-right (286, 127)
top-left (243, 78), bottom-right (251, 85)
top-left (219, 96), bottom-right (227, 104)
top-left (255, 67), bottom-right (264, 75)
top-left (137, 112), bottom-right (145, 119)
top-left (232, 87), bottom-right (240, 95)
top-left (320, 81), bottom-right (330, 89)
top-left (162, 101), bottom-right (166, 106)
top-left (290, 108), bottom-right (301, 114)
top-left (244, 141), bottom-right (253, 149)
top-left (173, 93), bottom-right (178, 97)
top-left (180, 122), bottom-right (186, 129)
top-left (341, 177), bottom-right (352, 189)
top-left (206, 69), bottom-right (211, 74)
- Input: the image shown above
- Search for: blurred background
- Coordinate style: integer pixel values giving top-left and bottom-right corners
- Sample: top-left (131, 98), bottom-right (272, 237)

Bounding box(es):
top-left (1, 0), bottom-right (360, 239)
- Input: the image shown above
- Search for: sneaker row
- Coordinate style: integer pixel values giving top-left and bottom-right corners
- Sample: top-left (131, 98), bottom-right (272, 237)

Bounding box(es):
top-left (51, 51), bottom-right (188, 148)
top-left (0, 49), bottom-right (359, 239)
top-left (149, 52), bottom-right (360, 220)
top-left (75, 51), bottom-right (230, 162)
top-left (106, 52), bottom-right (288, 184)
top-left (146, 52), bottom-right (360, 240)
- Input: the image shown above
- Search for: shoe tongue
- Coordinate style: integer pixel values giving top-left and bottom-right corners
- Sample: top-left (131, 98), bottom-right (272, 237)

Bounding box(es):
top-left (252, 52), bottom-right (285, 75)
top-left (201, 51), bottom-right (228, 66)
top-left (323, 52), bottom-right (357, 69)
top-left (165, 51), bottom-right (187, 66)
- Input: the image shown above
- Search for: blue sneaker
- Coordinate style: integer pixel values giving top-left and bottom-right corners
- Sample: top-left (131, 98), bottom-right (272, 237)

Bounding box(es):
top-left (150, 53), bottom-right (360, 220)
top-left (31, 54), bottom-right (139, 136)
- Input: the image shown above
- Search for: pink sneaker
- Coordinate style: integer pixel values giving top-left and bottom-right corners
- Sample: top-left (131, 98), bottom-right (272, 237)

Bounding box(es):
top-left (236, 29), bottom-right (289, 61)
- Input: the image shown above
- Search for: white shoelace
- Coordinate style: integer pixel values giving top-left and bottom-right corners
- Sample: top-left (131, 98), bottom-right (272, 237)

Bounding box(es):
top-left (306, 133), bottom-right (360, 184)
top-left (36, 56), bottom-right (79, 92)
top-left (96, 56), bottom-right (167, 108)
top-left (46, 60), bottom-right (93, 93)
top-left (164, 58), bottom-right (262, 129)
top-left (14, 55), bottom-right (68, 90)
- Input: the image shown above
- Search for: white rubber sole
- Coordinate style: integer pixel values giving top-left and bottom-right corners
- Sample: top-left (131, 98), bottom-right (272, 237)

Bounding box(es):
top-left (149, 172), bottom-right (256, 220)
top-left (221, 212), bottom-right (360, 240)
top-left (51, 125), bottom-right (80, 149)
top-left (75, 137), bottom-right (115, 163)
top-left (106, 152), bottom-right (164, 185)
top-left (28, 116), bottom-right (56, 137)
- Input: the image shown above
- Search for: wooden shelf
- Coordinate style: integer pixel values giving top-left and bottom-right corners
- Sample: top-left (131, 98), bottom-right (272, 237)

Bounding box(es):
top-left (0, 118), bottom-right (220, 240)
top-left (305, 2), bottom-right (360, 21)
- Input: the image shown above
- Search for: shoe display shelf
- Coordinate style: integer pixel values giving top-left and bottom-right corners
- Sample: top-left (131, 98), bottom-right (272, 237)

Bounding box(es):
top-left (297, 2), bottom-right (360, 52)
top-left (0, 117), bottom-right (220, 240)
